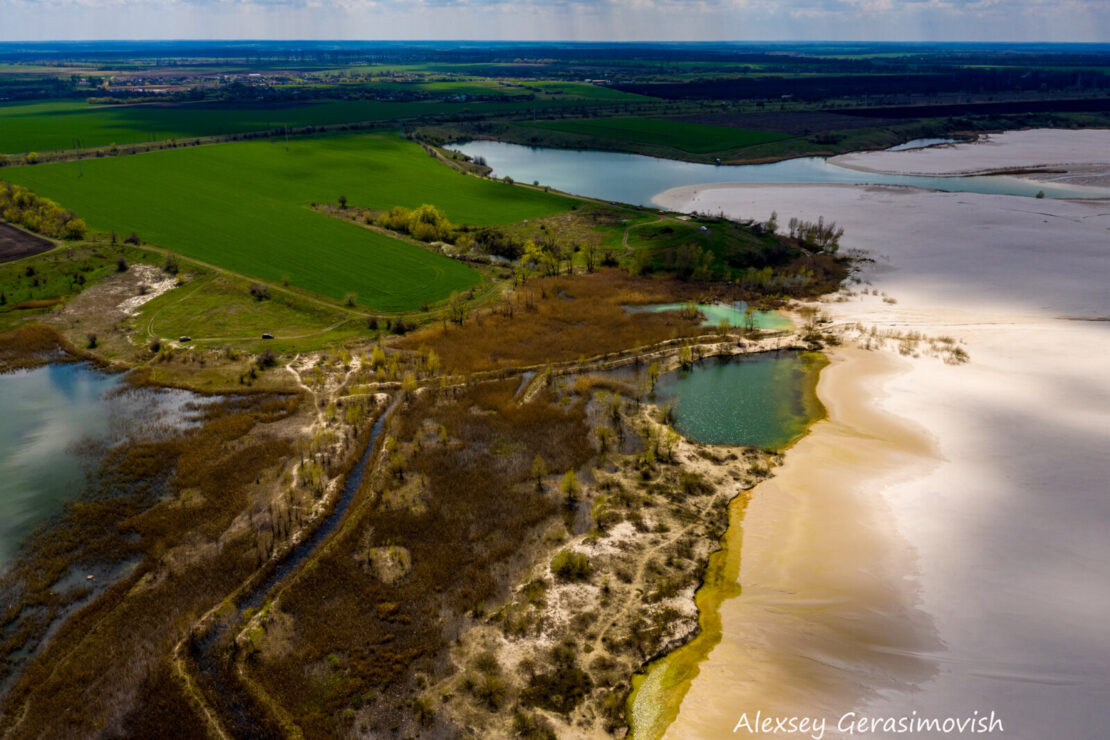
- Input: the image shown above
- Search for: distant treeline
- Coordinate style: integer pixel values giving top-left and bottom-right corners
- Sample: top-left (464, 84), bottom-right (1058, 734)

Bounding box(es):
top-left (615, 70), bottom-right (1110, 101)
top-left (830, 97), bottom-right (1110, 119)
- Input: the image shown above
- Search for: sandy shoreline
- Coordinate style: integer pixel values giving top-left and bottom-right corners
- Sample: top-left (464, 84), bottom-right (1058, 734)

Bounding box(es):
top-left (662, 347), bottom-right (943, 738)
top-left (652, 140), bottom-right (1110, 739)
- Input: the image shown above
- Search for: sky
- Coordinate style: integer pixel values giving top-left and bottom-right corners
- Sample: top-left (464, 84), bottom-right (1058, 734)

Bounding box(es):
top-left (0, 0), bottom-right (1108, 43)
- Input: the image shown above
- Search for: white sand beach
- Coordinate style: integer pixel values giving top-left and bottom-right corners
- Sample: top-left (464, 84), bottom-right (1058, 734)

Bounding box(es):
top-left (654, 148), bottom-right (1110, 738)
top-left (829, 128), bottom-right (1110, 187)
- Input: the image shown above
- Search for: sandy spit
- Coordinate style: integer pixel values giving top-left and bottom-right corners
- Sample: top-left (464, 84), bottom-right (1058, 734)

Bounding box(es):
top-left (828, 128), bottom-right (1110, 185)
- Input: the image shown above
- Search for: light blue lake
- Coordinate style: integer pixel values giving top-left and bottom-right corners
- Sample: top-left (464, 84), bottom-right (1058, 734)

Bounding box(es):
top-left (628, 302), bottom-right (793, 331)
top-left (455, 140), bottom-right (1108, 206)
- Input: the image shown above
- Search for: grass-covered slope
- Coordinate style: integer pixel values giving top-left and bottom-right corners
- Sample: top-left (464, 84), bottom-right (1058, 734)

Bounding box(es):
top-left (4, 134), bottom-right (572, 310)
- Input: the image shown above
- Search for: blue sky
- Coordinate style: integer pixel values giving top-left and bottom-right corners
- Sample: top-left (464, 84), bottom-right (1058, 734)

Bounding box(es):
top-left (0, 0), bottom-right (1107, 42)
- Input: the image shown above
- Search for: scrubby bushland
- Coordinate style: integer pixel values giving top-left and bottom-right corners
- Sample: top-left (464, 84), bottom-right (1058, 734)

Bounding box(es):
top-left (551, 550), bottom-right (590, 581)
top-left (397, 270), bottom-right (718, 373)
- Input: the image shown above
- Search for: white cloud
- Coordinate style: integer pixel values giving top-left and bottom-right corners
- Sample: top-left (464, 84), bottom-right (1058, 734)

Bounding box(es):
top-left (0, 0), bottom-right (1108, 40)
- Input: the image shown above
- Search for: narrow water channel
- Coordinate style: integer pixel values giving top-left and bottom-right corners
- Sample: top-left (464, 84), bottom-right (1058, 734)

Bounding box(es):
top-left (188, 396), bottom-right (397, 737)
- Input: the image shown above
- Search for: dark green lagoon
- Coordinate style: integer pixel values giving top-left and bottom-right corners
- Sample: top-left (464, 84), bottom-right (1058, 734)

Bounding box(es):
top-left (653, 351), bottom-right (826, 449)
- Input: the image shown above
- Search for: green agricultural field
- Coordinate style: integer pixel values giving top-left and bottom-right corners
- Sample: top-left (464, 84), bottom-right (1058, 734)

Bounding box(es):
top-left (526, 81), bottom-right (650, 100)
top-left (522, 117), bottom-right (791, 153)
top-left (0, 99), bottom-right (465, 155)
top-left (0, 93), bottom-right (655, 155)
top-left (5, 133), bottom-right (573, 310)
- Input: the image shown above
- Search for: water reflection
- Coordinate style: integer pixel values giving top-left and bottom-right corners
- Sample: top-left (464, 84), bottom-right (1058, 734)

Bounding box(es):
top-left (0, 363), bottom-right (208, 569)
top-left (455, 140), bottom-right (1109, 206)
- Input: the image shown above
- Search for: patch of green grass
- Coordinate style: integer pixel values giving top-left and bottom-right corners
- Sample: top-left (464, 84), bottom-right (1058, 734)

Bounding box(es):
top-left (139, 272), bottom-right (350, 343)
top-left (522, 118), bottom-right (790, 154)
top-left (526, 82), bottom-right (655, 101)
top-left (626, 218), bottom-right (778, 274)
top-left (4, 133), bottom-right (573, 311)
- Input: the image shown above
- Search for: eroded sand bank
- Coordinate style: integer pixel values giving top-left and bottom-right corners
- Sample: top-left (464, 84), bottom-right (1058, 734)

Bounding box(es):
top-left (654, 171), bottom-right (1110, 738)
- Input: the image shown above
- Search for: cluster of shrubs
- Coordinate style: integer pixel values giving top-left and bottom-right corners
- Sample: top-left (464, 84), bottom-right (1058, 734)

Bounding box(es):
top-left (785, 215), bottom-right (844, 255)
top-left (0, 182), bottom-right (87, 240)
top-left (374, 203), bottom-right (456, 243)
top-left (373, 203), bottom-right (526, 260)
top-left (367, 315), bottom-right (410, 335)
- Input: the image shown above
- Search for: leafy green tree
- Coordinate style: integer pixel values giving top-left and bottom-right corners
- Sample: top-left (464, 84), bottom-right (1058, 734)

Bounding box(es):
top-left (560, 470), bottom-right (580, 504)
top-left (674, 243), bottom-right (703, 279)
top-left (401, 371), bottom-right (418, 395)
top-left (551, 550), bottom-right (590, 581)
top-left (447, 291), bottom-right (468, 326)
top-left (531, 454), bottom-right (548, 490)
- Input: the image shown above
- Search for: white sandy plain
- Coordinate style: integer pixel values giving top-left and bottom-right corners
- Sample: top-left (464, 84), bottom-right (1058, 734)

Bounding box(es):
top-left (654, 143), bottom-right (1110, 739)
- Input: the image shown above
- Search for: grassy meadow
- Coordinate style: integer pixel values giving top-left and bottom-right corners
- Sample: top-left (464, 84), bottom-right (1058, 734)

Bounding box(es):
top-left (4, 133), bottom-right (573, 310)
top-left (522, 117), bottom-right (790, 153)
top-left (137, 271), bottom-right (356, 344)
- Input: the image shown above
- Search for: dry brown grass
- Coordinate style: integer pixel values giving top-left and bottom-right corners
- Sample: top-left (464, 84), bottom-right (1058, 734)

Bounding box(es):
top-left (0, 324), bottom-right (95, 373)
top-left (397, 269), bottom-right (737, 373)
top-left (244, 379), bottom-right (596, 738)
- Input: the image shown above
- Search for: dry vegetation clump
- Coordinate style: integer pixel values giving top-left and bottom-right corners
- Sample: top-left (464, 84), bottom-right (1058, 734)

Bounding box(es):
top-left (0, 392), bottom-right (301, 738)
top-left (397, 269), bottom-right (735, 373)
top-left (845, 322), bottom-right (970, 364)
top-left (0, 324), bottom-right (88, 372)
top-left (238, 379), bottom-right (596, 738)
